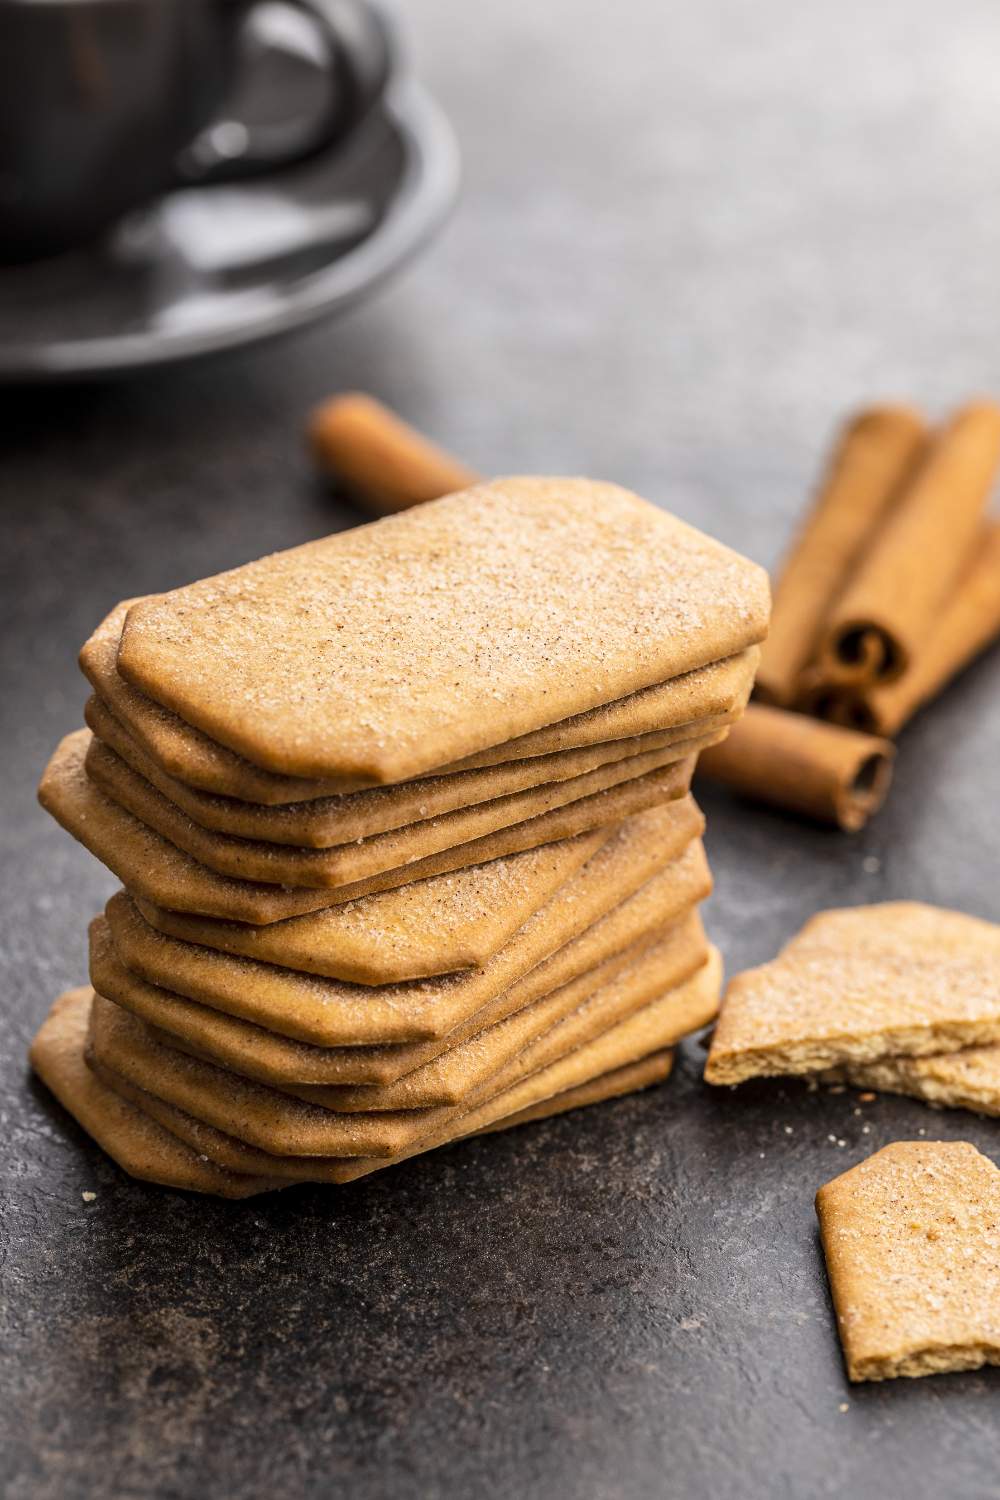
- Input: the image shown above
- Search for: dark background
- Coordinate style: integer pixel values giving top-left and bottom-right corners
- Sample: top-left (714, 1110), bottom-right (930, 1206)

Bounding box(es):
top-left (3, 2), bottom-right (1000, 1496)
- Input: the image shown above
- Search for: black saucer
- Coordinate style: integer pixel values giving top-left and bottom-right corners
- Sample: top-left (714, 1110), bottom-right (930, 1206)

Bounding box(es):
top-left (0, 79), bottom-right (458, 381)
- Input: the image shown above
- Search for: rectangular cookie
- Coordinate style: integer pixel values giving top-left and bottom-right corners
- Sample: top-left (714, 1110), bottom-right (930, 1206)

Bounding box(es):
top-left (32, 987), bottom-right (674, 1197)
top-left (142, 915), bottom-right (703, 1113)
top-left (83, 597), bottom-right (758, 802)
top-left (131, 804), bottom-right (704, 990)
top-left (114, 477), bottom-right (769, 782)
top-left (39, 729), bottom-right (696, 925)
top-left (89, 1043), bottom-right (677, 1191)
top-left (86, 949), bottom-right (720, 1185)
top-left (85, 688), bottom-right (736, 848)
top-left (83, 724), bottom-right (721, 889)
top-left (86, 945), bottom-right (721, 1160)
top-left (118, 798), bottom-right (703, 1000)
top-left (41, 729), bottom-right (698, 924)
top-left (95, 834), bottom-right (710, 1072)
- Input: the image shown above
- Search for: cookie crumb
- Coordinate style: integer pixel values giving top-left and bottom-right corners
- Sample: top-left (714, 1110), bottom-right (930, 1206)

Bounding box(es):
top-left (81, 1191), bottom-right (96, 1202)
top-left (838, 1402), bottom-right (849, 1413)
top-left (858, 1092), bottom-right (876, 1103)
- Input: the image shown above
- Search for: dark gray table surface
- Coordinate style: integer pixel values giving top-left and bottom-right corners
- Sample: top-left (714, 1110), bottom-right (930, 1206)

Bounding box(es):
top-left (4, 2), bottom-right (1000, 1496)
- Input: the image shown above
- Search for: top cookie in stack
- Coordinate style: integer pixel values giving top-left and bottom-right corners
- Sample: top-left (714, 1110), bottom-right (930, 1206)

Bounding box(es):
top-left (42, 477), bottom-right (768, 923)
top-left (33, 477), bottom-right (768, 1195)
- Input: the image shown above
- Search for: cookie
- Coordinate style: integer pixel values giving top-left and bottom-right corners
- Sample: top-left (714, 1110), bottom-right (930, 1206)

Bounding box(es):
top-left (705, 902), bottom-right (1000, 1085)
top-left (86, 1039), bottom-right (676, 1189)
top-left (86, 689), bottom-right (735, 848)
top-left (88, 949), bottom-right (720, 1186)
top-left (84, 725), bottom-right (716, 888)
top-left (134, 798), bottom-right (704, 984)
top-left (151, 917), bottom-right (702, 1113)
top-left (93, 904), bottom-right (700, 1098)
top-left (122, 799), bottom-right (702, 998)
top-left (83, 599), bottom-right (758, 802)
top-left (816, 1140), bottom-right (1000, 1381)
top-left (86, 944), bottom-right (721, 1160)
top-left (40, 729), bottom-right (695, 925)
top-left (837, 1046), bottom-right (1000, 1119)
top-left (115, 478), bottom-right (769, 781)
top-left (95, 833), bottom-right (710, 1071)
top-left (29, 988), bottom-right (280, 1197)
top-left (32, 988), bottom-right (674, 1197)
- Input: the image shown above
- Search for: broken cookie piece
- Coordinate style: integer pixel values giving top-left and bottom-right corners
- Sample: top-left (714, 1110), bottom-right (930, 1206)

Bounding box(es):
top-left (705, 902), bottom-right (1000, 1086)
top-left (837, 1046), bottom-right (1000, 1119)
top-left (816, 1140), bottom-right (1000, 1382)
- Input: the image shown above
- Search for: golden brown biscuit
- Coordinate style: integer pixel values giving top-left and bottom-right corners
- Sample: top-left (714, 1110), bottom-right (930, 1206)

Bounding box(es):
top-left (89, 951), bottom-right (719, 1186)
top-left (83, 599), bottom-right (758, 803)
top-left (88, 1041), bottom-right (676, 1188)
top-left (86, 688), bottom-right (735, 848)
top-left (29, 988), bottom-right (281, 1197)
top-left (39, 729), bottom-right (695, 924)
top-left (125, 912), bottom-right (692, 1104)
top-left (84, 726), bottom-right (719, 889)
top-left (132, 797), bottom-right (703, 980)
top-left (225, 918), bottom-right (704, 1112)
top-left (816, 1140), bottom-right (1000, 1381)
top-left (470, 1050), bottom-right (674, 1134)
top-left (837, 1046), bottom-right (1000, 1118)
top-left (115, 478), bottom-right (769, 781)
top-left (705, 902), bottom-right (1000, 1085)
top-left (95, 833), bottom-right (711, 1071)
top-left (86, 944), bottom-right (720, 1160)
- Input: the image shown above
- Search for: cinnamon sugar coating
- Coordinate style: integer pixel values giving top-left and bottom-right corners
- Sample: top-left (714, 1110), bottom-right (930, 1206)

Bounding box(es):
top-left (817, 1141), bottom-right (1000, 1381)
top-left (116, 478), bottom-right (769, 781)
top-left (706, 902), bottom-right (1000, 1085)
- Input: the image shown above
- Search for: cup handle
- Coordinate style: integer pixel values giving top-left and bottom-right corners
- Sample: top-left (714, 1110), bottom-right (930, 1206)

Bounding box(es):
top-left (177, 0), bottom-right (395, 185)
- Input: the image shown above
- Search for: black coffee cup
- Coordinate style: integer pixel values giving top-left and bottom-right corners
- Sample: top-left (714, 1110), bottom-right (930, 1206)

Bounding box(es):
top-left (0, 0), bottom-right (393, 262)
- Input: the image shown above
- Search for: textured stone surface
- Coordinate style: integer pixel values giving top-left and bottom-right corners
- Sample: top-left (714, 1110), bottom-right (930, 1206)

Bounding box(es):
top-left (4, 0), bottom-right (1000, 1494)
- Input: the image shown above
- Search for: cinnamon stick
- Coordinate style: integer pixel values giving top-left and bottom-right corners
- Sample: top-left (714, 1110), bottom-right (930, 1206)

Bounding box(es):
top-left (755, 405), bottom-right (927, 707)
top-left (791, 675), bottom-right (863, 727)
top-left (308, 393), bottom-right (479, 515)
top-left (819, 400), bottom-right (1000, 685)
top-left (815, 522), bottom-right (1000, 737)
top-left (698, 703), bottom-right (894, 831)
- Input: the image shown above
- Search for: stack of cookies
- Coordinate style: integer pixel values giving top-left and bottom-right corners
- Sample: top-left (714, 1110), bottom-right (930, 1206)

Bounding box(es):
top-left (32, 477), bottom-right (769, 1197)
